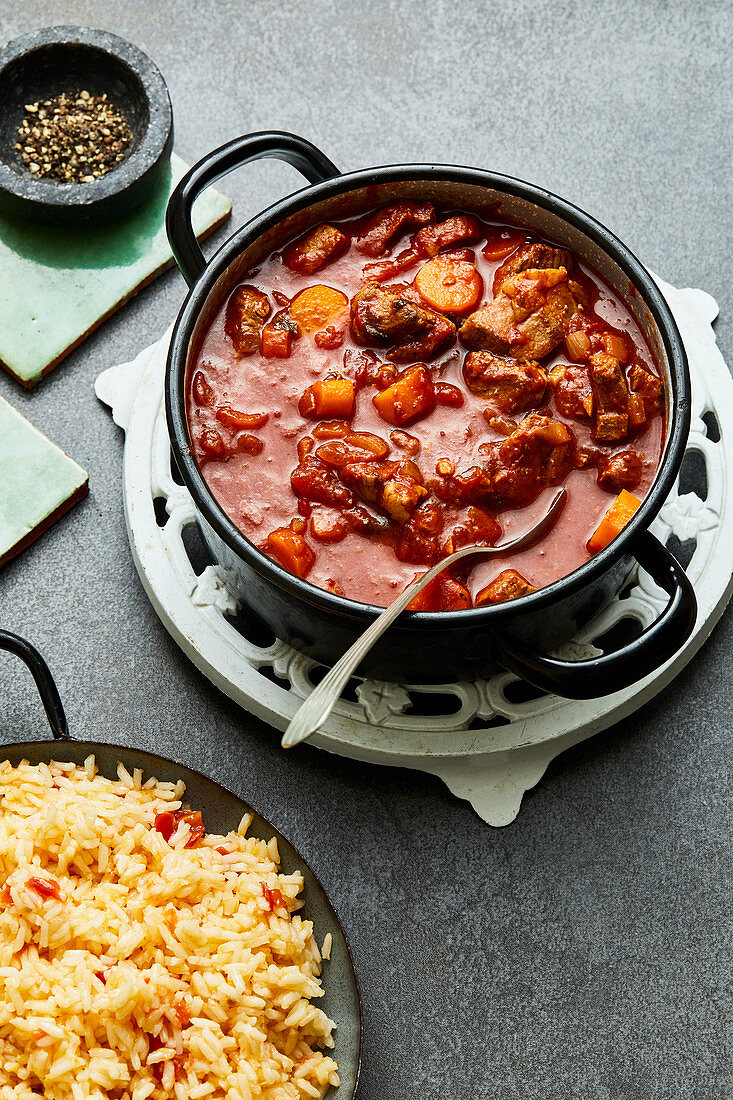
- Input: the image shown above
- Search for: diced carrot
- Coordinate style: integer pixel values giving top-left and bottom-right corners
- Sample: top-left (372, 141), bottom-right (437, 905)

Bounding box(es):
top-left (414, 256), bottom-right (483, 315)
top-left (261, 325), bottom-right (293, 358)
top-left (215, 405), bottom-right (268, 430)
top-left (372, 365), bottom-right (435, 426)
top-left (265, 525), bottom-right (315, 578)
top-left (407, 573), bottom-right (472, 611)
top-left (587, 490), bottom-right (642, 554)
top-left (299, 377), bottom-right (356, 419)
top-left (290, 285), bottom-right (349, 335)
top-left (482, 229), bottom-right (526, 260)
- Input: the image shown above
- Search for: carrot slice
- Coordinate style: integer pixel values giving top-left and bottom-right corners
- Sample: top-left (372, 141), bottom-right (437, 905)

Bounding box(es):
top-left (290, 285), bottom-right (349, 335)
top-left (482, 229), bottom-right (526, 261)
top-left (587, 490), bottom-right (642, 554)
top-left (414, 256), bottom-right (483, 315)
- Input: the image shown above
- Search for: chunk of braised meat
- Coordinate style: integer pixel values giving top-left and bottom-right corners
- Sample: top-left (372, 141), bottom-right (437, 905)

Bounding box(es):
top-left (343, 505), bottom-right (391, 536)
top-left (597, 450), bottom-right (643, 493)
top-left (443, 506), bottom-right (502, 554)
top-left (437, 414), bottom-right (575, 511)
top-left (224, 285), bottom-right (271, 356)
top-left (463, 352), bottom-right (547, 413)
top-left (459, 267), bottom-right (581, 361)
top-left (282, 224), bottom-right (349, 274)
top-left (407, 573), bottom-right (472, 611)
top-left (340, 459), bottom-right (427, 522)
top-left (351, 283), bottom-right (455, 362)
top-left (355, 201), bottom-right (435, 256)
top-left (628, 363), bottom-right (663, 421)
top-left (493, 243), bottom-right (572, 292)
top-left (549, 363), bottom-right (594, 420)
top-left (415, 215), bottom-right (482, 257)
top-left (589, 352), bottom-right (630, 442)
top-left (475, 569), bottom-right (537, 606)
top-left (351, 283), bottom-right (431, 343)
top-left (291, 454), bottom-right (353, 506)
top-left (389, 310), bottom-right (455, 363)
top-left (395, 501), bottom-right (445, 563)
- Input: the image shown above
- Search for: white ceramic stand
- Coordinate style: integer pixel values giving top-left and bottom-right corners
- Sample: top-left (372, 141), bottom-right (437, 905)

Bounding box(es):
top-left (96, 276), bottom-right (733, 826)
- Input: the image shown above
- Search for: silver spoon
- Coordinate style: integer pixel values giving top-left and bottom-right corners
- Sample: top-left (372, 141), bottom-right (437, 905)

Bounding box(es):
top-left (281, 488), bottom-right (567, 749)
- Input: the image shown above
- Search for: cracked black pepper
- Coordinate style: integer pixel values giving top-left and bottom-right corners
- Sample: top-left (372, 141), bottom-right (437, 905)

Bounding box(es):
top-left (15, 90), bottom-right (132, 183)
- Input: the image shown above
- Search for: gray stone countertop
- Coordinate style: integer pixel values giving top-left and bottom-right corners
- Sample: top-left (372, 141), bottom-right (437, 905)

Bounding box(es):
top-left (0, 2), bottom-right (730, 1096)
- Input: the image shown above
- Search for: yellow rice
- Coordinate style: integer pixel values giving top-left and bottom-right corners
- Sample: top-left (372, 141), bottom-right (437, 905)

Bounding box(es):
top-left (0, 757), bottom-right (339, 1099)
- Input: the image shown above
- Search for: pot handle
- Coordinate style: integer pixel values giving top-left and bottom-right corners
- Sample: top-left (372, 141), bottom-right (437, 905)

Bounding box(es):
top-left (0, 630), bottom-right (69, 740)
top-left (492, 532), bottom-right (697, 699)
top-left (166, 130), bottom-right (341, 287)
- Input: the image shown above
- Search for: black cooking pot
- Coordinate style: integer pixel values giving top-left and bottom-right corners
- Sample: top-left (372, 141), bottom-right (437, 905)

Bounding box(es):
top-left (165, 131), bottom-right (696, 698)
top-left (0, 629), bottom-right (362, 1097)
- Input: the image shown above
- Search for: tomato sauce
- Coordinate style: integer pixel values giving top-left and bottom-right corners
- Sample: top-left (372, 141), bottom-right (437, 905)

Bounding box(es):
top-left (187, 206), bottom-right (664, 610)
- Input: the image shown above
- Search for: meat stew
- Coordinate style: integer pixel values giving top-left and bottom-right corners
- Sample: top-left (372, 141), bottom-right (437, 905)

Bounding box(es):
top-left (186, 203), bottom-right (665, 612)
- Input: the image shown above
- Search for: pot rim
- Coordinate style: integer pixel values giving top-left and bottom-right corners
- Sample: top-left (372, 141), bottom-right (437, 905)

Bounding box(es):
top-left (166, 161), bottom-right (690, 630)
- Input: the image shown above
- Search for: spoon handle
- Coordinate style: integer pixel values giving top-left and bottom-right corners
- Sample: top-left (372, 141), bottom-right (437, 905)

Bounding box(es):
top-left (281, 489), bottom-right (566, 749)
top-left (282, 544), bottom-right (483, 748)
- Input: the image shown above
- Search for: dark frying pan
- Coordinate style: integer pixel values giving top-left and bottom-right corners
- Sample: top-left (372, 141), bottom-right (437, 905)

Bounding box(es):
top-left (0, 628), bottom-right (362, 1098)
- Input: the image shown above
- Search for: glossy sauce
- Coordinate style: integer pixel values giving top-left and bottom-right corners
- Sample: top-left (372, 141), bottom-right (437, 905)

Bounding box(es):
top-left (188, 211), bottom-right (664, 608)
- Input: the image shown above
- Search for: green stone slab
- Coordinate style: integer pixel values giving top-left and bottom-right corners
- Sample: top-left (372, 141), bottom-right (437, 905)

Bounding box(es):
top-left (0, 153), bottom-right (231, 387)
top-left (0, 395), bottom-right (89, 565)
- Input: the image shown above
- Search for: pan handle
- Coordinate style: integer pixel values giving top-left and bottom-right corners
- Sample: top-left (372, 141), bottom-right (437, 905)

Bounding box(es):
top-left (0, 630), bottom-right (69, 740)
top-left (492, 532), bottom-right (697, 699)
top-left (166, 130), bottom-right (341, 287)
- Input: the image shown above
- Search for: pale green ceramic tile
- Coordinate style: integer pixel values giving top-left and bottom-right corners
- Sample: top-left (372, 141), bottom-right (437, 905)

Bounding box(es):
top-left (0, 153), bottom-right (231, 386)
top-left (0, 395), bottom-right (88, 564)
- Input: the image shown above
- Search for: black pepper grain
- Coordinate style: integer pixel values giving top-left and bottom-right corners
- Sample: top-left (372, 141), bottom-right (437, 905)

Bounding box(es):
top-left (15, 90), bottom-right (132, 183)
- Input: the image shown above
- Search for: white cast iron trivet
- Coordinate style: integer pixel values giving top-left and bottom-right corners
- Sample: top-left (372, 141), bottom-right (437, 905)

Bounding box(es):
top-left (96, 276), bottom-right (733, 826)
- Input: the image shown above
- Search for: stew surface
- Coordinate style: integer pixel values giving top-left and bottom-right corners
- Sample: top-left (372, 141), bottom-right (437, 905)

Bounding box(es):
top-left (187, 203), bottom-right (665, 610)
